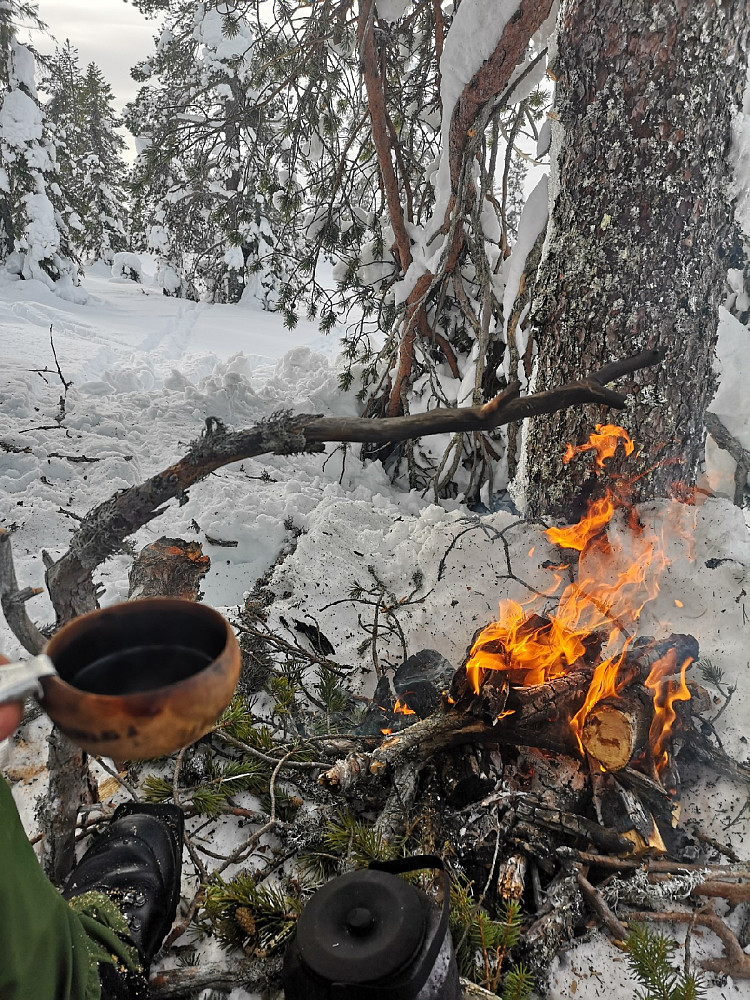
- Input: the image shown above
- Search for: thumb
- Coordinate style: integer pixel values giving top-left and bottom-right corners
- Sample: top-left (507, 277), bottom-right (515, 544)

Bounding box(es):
top-left (0, 655), bottom-right (23, 741)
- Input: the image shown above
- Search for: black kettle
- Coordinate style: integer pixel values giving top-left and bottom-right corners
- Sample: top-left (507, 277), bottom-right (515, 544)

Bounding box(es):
top-left (282, 856), bottom-right (461, 1000)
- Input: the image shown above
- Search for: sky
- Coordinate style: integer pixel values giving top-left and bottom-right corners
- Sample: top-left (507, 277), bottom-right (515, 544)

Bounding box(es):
top-left (26, 0), bottom-right (155, 139)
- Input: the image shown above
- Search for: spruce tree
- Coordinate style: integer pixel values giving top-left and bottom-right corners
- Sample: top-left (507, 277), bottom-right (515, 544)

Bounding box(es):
top-left (42, 40), bottom-right (87, 245)
top-left (79, 63), bottom-right (129, 263)
top-left (126, 1), bottom-right (281, 303)
top-left (0, 1), bottom-right (79, 289)
top-left (43, 47), bottom-right (128, 264)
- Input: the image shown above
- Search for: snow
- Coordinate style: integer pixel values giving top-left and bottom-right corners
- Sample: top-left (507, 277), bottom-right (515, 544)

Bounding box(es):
top-left (501, 173), bottom-right (548, 381)
top-left (0, 87), bottom-right (44, 147)
top-left (730, 68), bottom-right (750, 239)
top-left (712, 307), bottom-right (750, 452)
top-left (1, 266), bottom-right (750, 1000)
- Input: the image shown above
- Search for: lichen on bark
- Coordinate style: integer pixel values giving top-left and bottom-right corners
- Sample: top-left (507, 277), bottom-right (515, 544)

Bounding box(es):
top-left (523, 0), bottom-right (750, 517)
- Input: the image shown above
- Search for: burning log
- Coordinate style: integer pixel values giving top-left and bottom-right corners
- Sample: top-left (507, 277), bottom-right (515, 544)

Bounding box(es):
top-left (581, 696), bottom-right (651, 772)
top-left (323, 633), bottom-right (699, 803)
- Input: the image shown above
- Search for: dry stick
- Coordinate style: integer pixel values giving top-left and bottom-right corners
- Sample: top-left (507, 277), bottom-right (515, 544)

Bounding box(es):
top-left (575, 868), bottom-right (628, 941)
top-left (217, 731), bottom-right (331, 771)
top-left (92, 756), bottom-right (141, 802)
top-left (704, 411), bottom-right (750, 507)
top-left (557, 848), bottom-right (750, 878)
top-left (0, 529), bottom-right (45, 654)
top-left (41, 347), bottom-right (663, 625)
top-left (149, 963), bottom-right (263, 999)
top-left (624, 907), bottom-right (750, 978)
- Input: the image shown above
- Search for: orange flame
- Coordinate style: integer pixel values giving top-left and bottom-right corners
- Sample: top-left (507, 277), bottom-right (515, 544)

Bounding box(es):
top-left (394, 696), bottom-right (416, 716)
top-left (466, 603), bottom-right (587, 692)
top-left (562, 423), bottom-right (635, 469)
top-left (464, 424), bottom-right (691, 774)
top-left (645, 650), bottom-right (692, 773)
top-left (545, 493), bottom-right (615, 552)
top-left (569, 641), bottom-right (631, 753)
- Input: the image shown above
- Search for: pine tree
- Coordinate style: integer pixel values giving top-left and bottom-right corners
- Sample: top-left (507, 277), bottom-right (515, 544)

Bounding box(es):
top-left (42, 40), bottom-right (87, 245)
top-left (0, 1), bottom-right (79, 289)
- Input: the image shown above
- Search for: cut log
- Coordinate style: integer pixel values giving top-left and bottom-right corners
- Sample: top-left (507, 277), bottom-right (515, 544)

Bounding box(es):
top-left (581, 694), bottom-right (651, 771)
top-left (128, 536), bottom-right (210, 601)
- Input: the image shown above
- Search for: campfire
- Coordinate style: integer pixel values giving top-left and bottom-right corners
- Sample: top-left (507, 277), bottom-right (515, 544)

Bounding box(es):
top-left (461, 424), bottom-right (694, 785)
top-left (319, 424), bottom-right (750, 985)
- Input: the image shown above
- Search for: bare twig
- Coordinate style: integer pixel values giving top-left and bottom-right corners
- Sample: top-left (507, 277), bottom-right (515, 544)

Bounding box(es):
top-left (624, 906), bottom-right (750, 979)
top-left (576, 868), bottom-right (628, 941)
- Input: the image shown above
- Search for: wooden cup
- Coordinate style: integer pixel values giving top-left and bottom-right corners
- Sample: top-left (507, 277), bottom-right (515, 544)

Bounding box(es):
top-left (39, 598), bottom-right (241, 759)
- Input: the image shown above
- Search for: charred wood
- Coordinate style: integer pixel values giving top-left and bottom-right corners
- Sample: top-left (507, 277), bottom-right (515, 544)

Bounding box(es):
top-left (127, 537), bottom-right (210, 601)
top-left (590, 768), bottom-right (666, 857)
top-left (520, 869), bottom-right (584, 981)
top-left (441, 744), bottom-right (496, 809)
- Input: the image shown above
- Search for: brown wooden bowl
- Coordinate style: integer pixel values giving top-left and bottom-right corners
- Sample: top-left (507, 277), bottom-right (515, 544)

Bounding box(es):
top-left (40, 598), bottom-right (241, 759)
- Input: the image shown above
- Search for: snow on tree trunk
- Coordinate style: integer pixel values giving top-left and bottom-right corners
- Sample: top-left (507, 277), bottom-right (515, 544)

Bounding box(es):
top-left (522, 0), bottom-right (750, 517)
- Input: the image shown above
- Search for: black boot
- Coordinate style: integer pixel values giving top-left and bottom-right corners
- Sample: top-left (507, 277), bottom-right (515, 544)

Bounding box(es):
top-left (62, 802), bottom-right (184, 978)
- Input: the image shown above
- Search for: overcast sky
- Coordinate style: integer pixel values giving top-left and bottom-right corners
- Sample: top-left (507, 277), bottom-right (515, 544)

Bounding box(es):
top-left (27, 0), bottom-right (155, 113)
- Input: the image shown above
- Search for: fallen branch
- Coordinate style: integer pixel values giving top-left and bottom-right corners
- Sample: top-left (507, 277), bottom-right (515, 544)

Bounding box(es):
top-left (624, 907), bottom-right (750, 979)
top-left (0, 528), bottom-right (45, 654)
top-left (41, 347), bottom-right (662, 624)
top-left (575, 868), bottom-right (628, 941)
top-left (705, 411), bottom-right (750, 507)
top-left (148, 962), bottom-right (270, 999)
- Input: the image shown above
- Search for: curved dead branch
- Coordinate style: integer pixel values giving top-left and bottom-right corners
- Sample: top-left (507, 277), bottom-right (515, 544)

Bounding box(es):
top-left (8, 347), bottom-right (662, 627)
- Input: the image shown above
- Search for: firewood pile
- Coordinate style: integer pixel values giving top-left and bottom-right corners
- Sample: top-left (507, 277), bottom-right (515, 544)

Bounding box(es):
top-left (315, 426), bottom-right (750, 985)
top-left (318, 628), bottom-right (750, 983)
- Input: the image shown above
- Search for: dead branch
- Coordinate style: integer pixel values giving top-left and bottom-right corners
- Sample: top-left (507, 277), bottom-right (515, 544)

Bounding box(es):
top-left (148, 961), bottom-right (273, 999)
top-left (624, 907), bottom-right (750, 979)
top-left (575, 868), bottom-right (628, 941)
top-left (39, 731), bottom-right (96, 884)
top-left (39, 348), bottom-right (661, 626)
top-left (0, 528), bottom-right (45, 654)
top-left (705, 411), bottom-right (750, 507)
top-left (448, 0), bottom-right (555, 196)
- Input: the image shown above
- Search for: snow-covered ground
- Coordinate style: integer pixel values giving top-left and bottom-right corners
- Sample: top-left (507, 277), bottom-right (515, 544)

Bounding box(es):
top-left (1, 265), bottom-right (750, 999)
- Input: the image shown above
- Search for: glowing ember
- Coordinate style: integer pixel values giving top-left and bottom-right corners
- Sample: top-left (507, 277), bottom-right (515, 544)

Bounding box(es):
top-left (464, 424), bottom-right (693, 778)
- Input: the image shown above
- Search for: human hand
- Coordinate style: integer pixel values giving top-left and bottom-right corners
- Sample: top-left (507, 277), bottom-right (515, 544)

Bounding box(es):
top-left (0, 655), bottom-right (23, 741)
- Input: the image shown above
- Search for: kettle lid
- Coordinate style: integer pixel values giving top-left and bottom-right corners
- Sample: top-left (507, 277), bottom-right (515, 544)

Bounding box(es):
top-left (295, 868), bottom-right (427, 985)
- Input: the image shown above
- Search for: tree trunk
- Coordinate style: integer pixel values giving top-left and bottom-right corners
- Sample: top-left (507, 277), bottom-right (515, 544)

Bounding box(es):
top-left (524, 0), bottom-right (750, 517)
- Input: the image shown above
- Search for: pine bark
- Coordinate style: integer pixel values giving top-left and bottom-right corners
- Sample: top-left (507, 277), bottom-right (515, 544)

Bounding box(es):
top-left (524, 0), bottom-right (750, 517)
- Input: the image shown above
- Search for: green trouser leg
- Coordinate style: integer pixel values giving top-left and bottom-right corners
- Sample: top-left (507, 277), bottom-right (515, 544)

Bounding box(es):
top-left (0, 775), bottom-right (142, 1000)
